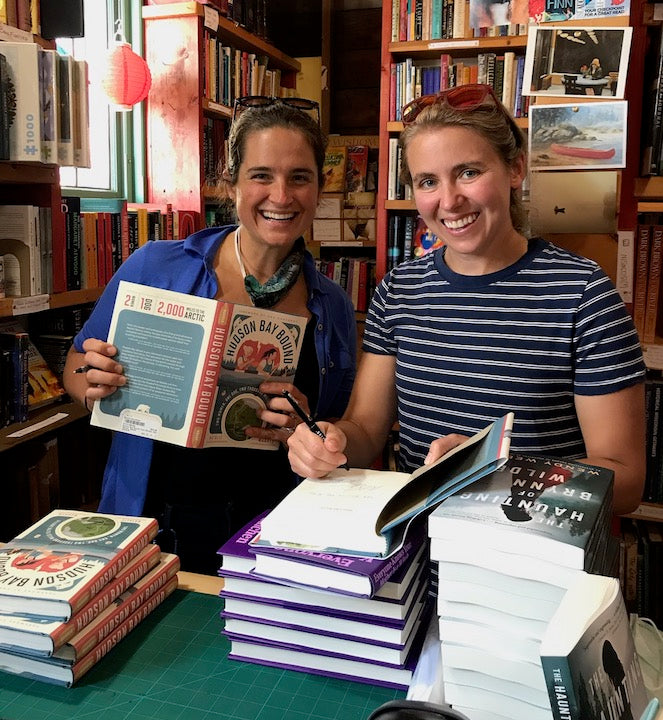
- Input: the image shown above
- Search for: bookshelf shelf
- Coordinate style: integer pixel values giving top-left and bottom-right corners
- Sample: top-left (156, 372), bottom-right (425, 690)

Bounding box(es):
top-left (626, 502), bottom-right (663, 523)
top-left (635, 177), bottom-right (663, 199)
top-left (0, 162), bottom-right (59, 184)
top-left (141, 2), bottom-right (300, 74)
top-left (0, 401), bottom-right (89, 454)
top-left (388, 35), bottom-right (528, 59)
top-left (0, 289), bottom-right (102, 319)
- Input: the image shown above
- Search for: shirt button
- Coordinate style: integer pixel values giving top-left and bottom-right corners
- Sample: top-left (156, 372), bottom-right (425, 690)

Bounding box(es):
top-left (317, 323), bottom-right (323, 331)
top-left (321, 368), bottom-right (327, 375)
top-left (329, 360), bottom-right (334, 368)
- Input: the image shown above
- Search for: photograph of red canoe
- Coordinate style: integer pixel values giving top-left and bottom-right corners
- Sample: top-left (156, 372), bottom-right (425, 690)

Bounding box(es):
top-left (550, 144), bottom-right (617, 160)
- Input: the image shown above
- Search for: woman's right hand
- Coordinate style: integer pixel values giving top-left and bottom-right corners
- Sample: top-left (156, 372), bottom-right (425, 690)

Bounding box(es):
top-left (64, 338), bottom-right (126, 406)
top-left (287, 421), bottom-right (349, 478)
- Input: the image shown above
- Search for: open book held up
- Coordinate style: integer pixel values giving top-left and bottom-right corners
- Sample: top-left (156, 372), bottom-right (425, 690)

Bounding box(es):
top-left (252, 413), bottom-right (514, 558)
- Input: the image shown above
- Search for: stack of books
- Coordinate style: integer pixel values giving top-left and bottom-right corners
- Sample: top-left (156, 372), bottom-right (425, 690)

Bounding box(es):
top-left (427, 453), bottom-right (648, 720)
top-left (0, 509), bottom-right (179, 686)
top-left (217, 511), bottom-right (432, 690)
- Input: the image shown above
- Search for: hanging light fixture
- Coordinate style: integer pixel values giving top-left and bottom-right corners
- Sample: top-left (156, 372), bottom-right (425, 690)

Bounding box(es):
top-left (101, 19), bottom-right (152, 111)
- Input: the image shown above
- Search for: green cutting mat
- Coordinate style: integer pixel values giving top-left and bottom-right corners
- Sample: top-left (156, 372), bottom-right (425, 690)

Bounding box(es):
top-left (0, 590), bottom-right (404, 720)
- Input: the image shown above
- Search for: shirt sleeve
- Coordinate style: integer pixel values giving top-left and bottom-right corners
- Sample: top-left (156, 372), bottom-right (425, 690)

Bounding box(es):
top-left (573, 268), bottom-right (646, 395)
top-left (362, 273), bottom-right (397, 356)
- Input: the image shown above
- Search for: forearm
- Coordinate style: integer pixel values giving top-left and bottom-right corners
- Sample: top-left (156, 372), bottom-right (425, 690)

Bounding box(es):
top-left (335, 417), bottom-right (390, 469)
top-left (575, 384), bottom-right (646, 516)
top-left (580, 454), bottom-right (645, 516)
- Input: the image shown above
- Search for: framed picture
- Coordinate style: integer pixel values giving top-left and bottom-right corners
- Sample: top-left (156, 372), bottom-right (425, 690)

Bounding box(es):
top-left (522, 26), bottom-right (632, 99)
top-left (529, 101), bottom-right (628, 170)
top-left (528, 171), bottom-right (618, 234)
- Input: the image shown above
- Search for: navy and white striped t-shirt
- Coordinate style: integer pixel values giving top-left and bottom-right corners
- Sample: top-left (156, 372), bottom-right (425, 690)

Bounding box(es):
top-left (363, 238), bottom-right (646, 472)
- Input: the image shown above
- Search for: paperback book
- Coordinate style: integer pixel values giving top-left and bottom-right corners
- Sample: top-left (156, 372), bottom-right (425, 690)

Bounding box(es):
top-left (0, 509), bottom-right (158, 620)
top-left (90, 281), bottom-right (307, 449)
top-left (428, 453), bottom-right (614, 570)
top-left (253, 413), bottom-right (514, 557)
top-left (540, 573), bottom-right (649, 720)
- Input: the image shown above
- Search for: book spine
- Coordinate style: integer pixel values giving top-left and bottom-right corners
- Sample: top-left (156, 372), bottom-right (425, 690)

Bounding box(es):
top-left (633, 222), bottom-right (651, 338)
top-left (51, 544), bottom-right (162, 649)
top-left (72, 577), bottom-right (178, 685)
top-left (66, 555), bottom-right (179, 659)
top-left (643, 224), bottom-right (663, 344)
top-left (185, 301), bottom-right (233, 448)
top-left (2, 42), bottom-right (42, 162)
top-left (541, 655), bottom-right (579, 720)
top-left (66, 518), bottom-right (158, 617)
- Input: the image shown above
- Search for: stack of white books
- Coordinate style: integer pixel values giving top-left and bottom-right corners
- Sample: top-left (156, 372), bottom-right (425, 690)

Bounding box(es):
top-left (217, 511), bottom-right (433, 691)
top-left (0, 509), bottom-right (179, 686)
top-left (428, 452), bottom-right (649, 720)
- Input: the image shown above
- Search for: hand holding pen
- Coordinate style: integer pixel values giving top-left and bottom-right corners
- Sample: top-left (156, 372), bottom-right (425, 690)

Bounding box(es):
top-left (282, 390), bottom-right (350, 471)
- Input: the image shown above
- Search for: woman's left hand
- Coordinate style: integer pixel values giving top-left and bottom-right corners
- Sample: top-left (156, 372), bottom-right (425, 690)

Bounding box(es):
top-left (424, 433), bottom-right (470, 465)
top-left (243, 381), bottom-right (310, 445)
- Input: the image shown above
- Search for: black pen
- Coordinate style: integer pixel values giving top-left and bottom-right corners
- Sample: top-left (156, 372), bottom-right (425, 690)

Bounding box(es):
top-left (282, 390), bottom-right (350, 470)
top-left (73, 365), bottom-right (92, 374)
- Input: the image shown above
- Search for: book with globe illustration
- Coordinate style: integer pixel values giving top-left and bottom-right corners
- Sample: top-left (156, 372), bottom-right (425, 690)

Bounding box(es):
top-left (0, 509), bottom-right (158, 621)
top-left (90, 281), bottom-right (307, 449)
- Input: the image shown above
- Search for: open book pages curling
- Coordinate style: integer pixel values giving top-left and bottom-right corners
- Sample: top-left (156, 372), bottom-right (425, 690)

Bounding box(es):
top-left (252, 413), bottom-right (514, 558)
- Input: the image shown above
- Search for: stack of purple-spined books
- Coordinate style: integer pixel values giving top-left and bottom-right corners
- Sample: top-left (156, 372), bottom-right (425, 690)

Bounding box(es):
top-left (216, 510), bottom-right (432, 690)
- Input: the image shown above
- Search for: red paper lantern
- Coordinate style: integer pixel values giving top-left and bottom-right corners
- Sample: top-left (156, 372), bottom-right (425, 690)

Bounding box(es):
top-left (102, 42), bottom-right (152, 111)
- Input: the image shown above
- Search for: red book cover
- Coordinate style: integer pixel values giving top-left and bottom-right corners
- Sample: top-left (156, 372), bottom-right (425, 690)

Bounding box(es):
top-left (413, 216), bottom-right (444, 258)
top-left (346, 146), bottom-right (369, 194)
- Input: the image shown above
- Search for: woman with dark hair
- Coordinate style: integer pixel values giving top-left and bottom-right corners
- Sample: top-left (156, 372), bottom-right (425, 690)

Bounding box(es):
top-left (63, 97), bottom-right (357, 573)
top-left (287, 84), bottom-right (645, 516)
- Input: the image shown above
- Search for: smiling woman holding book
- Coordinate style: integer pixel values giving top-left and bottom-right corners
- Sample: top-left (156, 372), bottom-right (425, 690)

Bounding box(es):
top-left (287, 84), bottom-right (646, 517)
top-left (62, 97), bottom-right (357, 574)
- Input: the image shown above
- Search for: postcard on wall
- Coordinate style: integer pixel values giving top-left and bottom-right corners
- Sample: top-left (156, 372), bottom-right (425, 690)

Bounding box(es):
top-left (528, 170), bottom-right (618, 234)
top-left (90, 281), bottom-right (307, 450)
top-left (528, 0), bottom-right (630, 23)
top-left (522, 26), bottom-right (632, 99)
top-left (529, 101), bottom-right (627, 171)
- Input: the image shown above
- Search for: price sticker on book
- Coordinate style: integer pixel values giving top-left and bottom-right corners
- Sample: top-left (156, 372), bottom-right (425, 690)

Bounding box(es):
top-left (118, 407), bottom-right (163, 440)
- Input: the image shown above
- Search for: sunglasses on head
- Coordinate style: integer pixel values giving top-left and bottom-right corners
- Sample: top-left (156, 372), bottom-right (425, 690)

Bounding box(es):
top-left (232, 95), bottom-right (321, 124)
top-left (401, 83), bottom-right (504, 125)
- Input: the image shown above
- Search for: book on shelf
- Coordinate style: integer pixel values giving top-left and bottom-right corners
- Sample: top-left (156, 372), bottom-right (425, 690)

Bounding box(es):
top-left (644, 223), bottom-right (663, 344)
top-left (0, 543), bottom-right (161, 657)
top-left (0, 509), bottom-right (158, 620)
top-left (218, 510), bottom-right (427, 599)
top-left (345, 145), bottom-right (369, 194)
top-left (0, 204), bottom-right (41, 297)
top-left (0, 575), bottom-right (178, 686)
top-left (90, 281), bottom-right (307, 450)
top-left (56, 53), bottom-right (74, 167)
top-left (0, 318), bottom-right (65, 409)
top-left (252, 412), bottom-right (514, 558)
top-left (0, 51), bottom-right (11, 161)
top-left (0, 326), bottom-right (29, 424)
top-left (540, 573), bottom-right (649, 720)
top-left (38, 47), bottom-right (58, 164)
top-left (1, 42), bottom-right (41, 162)
top-left (322, 146), bottom-right (348, 193)
top-left (427, 453), bottom-right (614, 571)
